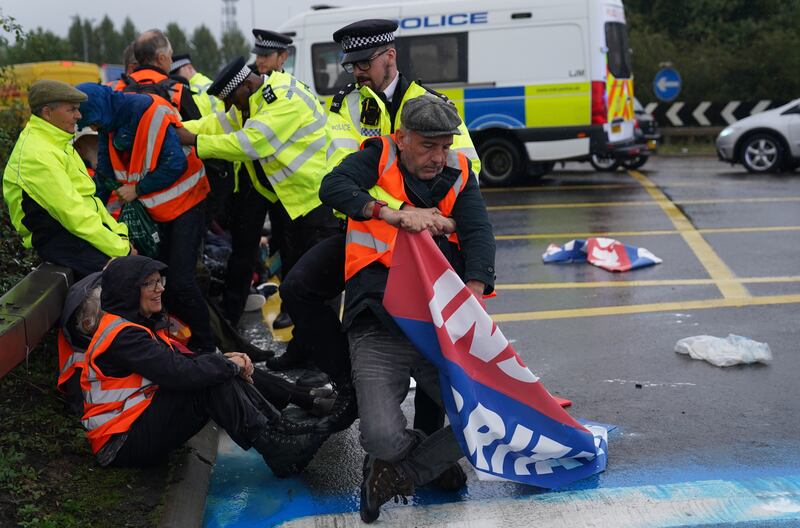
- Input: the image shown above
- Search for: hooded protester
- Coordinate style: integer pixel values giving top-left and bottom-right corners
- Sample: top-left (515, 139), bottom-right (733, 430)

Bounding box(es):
top-left (79, 255), bottom-right (327, 474)
top-left (76, 83), bottom-right (214, 355)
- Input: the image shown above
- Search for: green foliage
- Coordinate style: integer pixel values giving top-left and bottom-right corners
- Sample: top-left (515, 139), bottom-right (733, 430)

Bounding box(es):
top-left (165, 23), bottom-right (190, 56)
top-left (191, 25), bottom-right (221, 77)
top-left (627, 0), bottom-right (800, 101)
top-left (220, 28), bottom-right (251, 66)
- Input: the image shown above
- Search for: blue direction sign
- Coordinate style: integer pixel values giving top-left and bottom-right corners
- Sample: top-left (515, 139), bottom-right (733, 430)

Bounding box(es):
top-left (653, 68), bottom-right (682, 102)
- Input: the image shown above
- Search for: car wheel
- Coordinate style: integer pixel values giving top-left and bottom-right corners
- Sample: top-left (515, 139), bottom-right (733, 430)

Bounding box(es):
top-left (621, 156), bottom-right (648, 170)
top-left (478, 137), bottom-right (525, 186)
top-left (740, 133), bottom-right (785, 173)
top-left (589, 154), bottom-right (620, 171)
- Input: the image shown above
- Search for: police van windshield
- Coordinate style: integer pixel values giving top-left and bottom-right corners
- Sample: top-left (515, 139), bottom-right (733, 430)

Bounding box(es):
top-left (284, 46), bottom-right (296, 75)
top-left (605, 22), bottom-right (632, 79)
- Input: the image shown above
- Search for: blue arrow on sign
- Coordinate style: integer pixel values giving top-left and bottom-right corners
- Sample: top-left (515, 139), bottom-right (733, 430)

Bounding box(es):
top-left (653, 68), bottom-right (682, 102)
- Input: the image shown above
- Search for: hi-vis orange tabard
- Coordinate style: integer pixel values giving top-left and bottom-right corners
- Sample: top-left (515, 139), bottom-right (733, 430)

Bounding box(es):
top-left (344, 134), bottom-right (469, 281)
top-left (108, 95), bottom-right (208, 222)
top-left (79, 313), bottom-right (168, 453)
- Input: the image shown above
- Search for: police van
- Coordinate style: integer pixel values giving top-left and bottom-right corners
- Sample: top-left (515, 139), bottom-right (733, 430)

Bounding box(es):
top-left (279, 0), bottom-right (637, 185)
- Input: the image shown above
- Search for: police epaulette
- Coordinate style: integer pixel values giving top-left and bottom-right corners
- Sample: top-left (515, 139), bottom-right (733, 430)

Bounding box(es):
top-left (329, 83), bottom-right (356, 114)
top-left (416, 81), bottom-right (450, 102)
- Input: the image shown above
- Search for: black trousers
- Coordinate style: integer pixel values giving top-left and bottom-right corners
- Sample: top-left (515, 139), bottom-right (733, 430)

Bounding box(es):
top-left (111, 378), bottom-right (276, 467)
top-left (280, 232), bottom-right (444, 433)
top-left (35, 229), bottom-right (111, 280)
top-left (157, 202), bottom-right (215, 353)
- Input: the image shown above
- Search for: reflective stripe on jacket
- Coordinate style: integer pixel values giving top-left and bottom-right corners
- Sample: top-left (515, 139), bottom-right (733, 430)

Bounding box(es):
top-left (80, 313), bottom-right (167, 454)
top-left (189, 72), bottom-right (223, 117)
top-left (57, 329), bottom-right (84, 393)
top-left (344, 134), bottom-right (468, 281)
top-left (108, 95), bottom-right (209, 222)
top-left (121, 69), bottom-right (184, 111)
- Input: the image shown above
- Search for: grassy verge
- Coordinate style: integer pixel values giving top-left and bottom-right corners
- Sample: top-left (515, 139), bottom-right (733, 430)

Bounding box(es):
top-left (0, 333), bottom-right (171, 528)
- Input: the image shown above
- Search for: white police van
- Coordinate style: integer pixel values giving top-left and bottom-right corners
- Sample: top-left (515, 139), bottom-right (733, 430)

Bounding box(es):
top-left (280, 0), bottom-right (637, 185)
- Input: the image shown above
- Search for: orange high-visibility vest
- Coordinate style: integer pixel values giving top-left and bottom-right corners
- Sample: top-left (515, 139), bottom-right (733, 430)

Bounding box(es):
top-left (344, 134), bottom-right (468, 281)
top-left (57, 329), bottom-right (84, 393)
top-left (118, 69), bottom-right (184, 111)
top-left (80, 313), bottom-right (168, 454)
top-left (108, 95), bottom-right (209, 222)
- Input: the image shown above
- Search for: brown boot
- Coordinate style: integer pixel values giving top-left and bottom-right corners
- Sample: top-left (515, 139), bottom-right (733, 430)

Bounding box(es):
top-left (359, 455), bottom-right (414, 523)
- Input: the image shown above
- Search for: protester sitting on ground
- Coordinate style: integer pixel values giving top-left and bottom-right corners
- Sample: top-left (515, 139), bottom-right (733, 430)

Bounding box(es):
top-left (79, 255), bottom-right (328, 475)
top-left (2, 80), bottom-right (133, 279)
top-left (76, 82), bottom-right (215, 355)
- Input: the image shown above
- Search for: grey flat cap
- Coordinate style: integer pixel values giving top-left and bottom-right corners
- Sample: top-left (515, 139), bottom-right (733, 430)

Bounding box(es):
top-left (28, 79), bottom-right (87, 112)
top-left (401, 96), bottom-right (462, 137)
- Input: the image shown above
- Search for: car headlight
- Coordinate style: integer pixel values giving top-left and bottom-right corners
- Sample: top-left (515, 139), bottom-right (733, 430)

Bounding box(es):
top-left (719, 127), bottom-right (735, 138)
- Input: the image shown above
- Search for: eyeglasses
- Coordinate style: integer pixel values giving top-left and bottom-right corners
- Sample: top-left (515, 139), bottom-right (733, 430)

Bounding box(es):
top-left (342, 49), bottom-right (390, 74)
top-left (141, 276), bottom-right (167, 292)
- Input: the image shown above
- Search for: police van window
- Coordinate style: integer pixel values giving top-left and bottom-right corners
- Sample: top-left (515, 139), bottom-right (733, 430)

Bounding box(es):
top-left (605, 22), bottom-right (632, 79)
top-left (311, 42), bottom-right (351, 95)
top-left (395, 33), bottom-right (467, 84)
top-left (283, 46), bottom-right (296, 75)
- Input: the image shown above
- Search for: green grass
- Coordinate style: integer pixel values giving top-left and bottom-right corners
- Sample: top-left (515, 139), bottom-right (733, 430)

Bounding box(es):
top-left (0, 334), bottom-right (170, 527)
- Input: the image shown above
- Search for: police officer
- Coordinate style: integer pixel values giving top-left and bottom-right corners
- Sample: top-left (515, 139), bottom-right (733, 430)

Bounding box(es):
top-left (276, 20), bottom-right (482, 438)
top-left (251, 29), bottom-right (293, 75)
top-left (177, 57), bottom-right (338, 326)
top-left (169, 53), bottom-right (223, 117)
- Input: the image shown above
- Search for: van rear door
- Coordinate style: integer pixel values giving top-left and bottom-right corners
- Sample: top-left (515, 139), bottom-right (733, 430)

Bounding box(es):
top-left (602, 7), bottom-right (635, 144)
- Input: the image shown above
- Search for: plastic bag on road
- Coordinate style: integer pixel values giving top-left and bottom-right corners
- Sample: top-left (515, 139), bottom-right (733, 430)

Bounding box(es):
top-left (675, 334), bottom-right (772, 367)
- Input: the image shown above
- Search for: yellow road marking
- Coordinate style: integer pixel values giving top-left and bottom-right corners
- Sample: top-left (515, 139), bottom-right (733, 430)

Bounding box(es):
top-left (628, 170), bottom-right (750, 299)
top-left (495, 225), bottom-right (800, 240)
top-left (480, 179), bottom-right (781, 193)
top-left (487, 196), bottom-right (800, 212)
top-left (495, 276), bottom-right (800, 290)
top-left (490, 294), bottom-right (800, 323)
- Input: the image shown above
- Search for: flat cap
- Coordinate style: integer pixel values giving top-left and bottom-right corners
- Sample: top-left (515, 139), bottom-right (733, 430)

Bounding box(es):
top-left (207, 56), bottom-right (252, 100)
top-left (28, 79), bottom-right (87, 112)
top-left (169, 54), bottom-right (192, 74)
top-left (333, 19), bottom-right (397, 64)
top-left (252, 29), bottom-right (292, 55)
top-left (401, 96), bottom-right (462, 137)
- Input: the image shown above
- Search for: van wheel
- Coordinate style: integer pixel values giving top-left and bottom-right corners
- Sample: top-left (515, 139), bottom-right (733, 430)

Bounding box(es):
top-left (621, 156), bottom-right (648, 170)
top-left (740, 133), bottom-right (784, 173)
top-left (479, 137), bottom-right (524, 186)
top-left (590, 154), bottom-right (620, 171)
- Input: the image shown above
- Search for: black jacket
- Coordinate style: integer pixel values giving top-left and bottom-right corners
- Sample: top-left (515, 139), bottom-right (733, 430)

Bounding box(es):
top-left (319, 138), bottom-right (496, 332)
top-left (95, 255), bottom-right (237, 388)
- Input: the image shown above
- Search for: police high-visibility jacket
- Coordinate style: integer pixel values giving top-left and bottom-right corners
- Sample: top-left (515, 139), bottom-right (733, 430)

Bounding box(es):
top-left (183, 71), bottom-right (327, 220)
top-left (2, 115), bottom-right (130, 256)
top-left (108, 95), bottom-right (209, 222)
top-left (344, 134), bottom-right (469, 281)
top-left (326, 77), bottom-right (481, 175)
top-left (189, 71), bottom-right (223, 117)
top-left (80, 313), bottom-right (165, 453)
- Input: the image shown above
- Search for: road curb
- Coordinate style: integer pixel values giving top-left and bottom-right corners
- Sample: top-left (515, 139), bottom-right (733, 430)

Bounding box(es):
top-left (158, 422), bottom-right (220, 528)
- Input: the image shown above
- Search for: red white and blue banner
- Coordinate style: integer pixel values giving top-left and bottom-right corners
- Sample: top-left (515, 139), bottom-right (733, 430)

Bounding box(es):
top-left (543, 237), bottom-right (662, 272)
top-left (384, 231), bottom-right (608, 489)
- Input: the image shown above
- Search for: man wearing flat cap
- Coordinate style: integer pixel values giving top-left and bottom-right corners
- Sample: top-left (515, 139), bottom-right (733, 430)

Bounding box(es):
top-left (319, 96), bottom-right (495, 523)
top-left (251, 29), bottom-right (293, 76)
top-left (3, 80), bottom-right (133, 278)
top-left (177, 56), bottom-right (338, 326)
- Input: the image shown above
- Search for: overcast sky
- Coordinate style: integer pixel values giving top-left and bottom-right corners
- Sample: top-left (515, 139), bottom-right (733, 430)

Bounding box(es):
top-left (1, 0), bottom-right (369, 41)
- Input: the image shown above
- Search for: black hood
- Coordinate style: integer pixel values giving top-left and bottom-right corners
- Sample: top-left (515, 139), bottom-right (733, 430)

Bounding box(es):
top-left (60, 271), bottom-right (103, 346)
top-left (101, 256), bottom-right (168, 323)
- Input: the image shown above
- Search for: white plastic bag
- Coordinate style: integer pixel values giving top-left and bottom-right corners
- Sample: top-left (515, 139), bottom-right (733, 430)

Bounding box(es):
top-left (674, 334), bottom-right (772, 367)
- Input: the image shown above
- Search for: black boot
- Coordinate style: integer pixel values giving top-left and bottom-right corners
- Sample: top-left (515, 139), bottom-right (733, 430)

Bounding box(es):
top-left (428, 463), bottom-right (467, 491)
top-left (360, 455), bottom-right (414, 524)
top-left (324, 379), bottom-right (358, 433)
top-left (252, 425), bottom-right (327, 478)
top-left (272, 310), bottom-right (293, 329)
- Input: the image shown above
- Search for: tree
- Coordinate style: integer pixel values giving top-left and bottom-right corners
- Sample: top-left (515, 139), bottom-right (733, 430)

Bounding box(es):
top-left (119, 17), bottom-right (137, 51)
top-left (190, 25), bottom-right (220, 76)
top-left (165, 23), bottom-right (190, 56)
top-left (95, 16), bottom-right (122, 65)
top-left (219, 28), bottom-right (250, 66)
top-left (66, 16), bottom-right (85, 61)
top-left (4, 27), bottom-right (73, 63)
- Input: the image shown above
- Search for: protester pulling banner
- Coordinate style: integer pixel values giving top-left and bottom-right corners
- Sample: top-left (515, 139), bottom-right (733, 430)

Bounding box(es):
top-left (384, 230), bottom-right (608, 489)
top-left (543, 237), bottom-right (662, 272)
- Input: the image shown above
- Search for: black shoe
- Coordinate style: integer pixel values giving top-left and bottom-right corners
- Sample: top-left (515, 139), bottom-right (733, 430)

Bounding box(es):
top-left (295, 370), bottom-right (330, 388)
top-left (272, 311), bottom-right (293, 329)
top-left (324, 381), bottom-right (358, 433)
top-left (429, 463), bottom-right (467, 491)
top-left (253, 426), bottom-right (327, 478)
top-left (360, 455), bottom-right (414, 524)
top-left (264, 348), bottom-right (311, 371)
top-left (310, 387), bottom-right (337, 417)
top-left (255, 282), bottom-right (279, 298)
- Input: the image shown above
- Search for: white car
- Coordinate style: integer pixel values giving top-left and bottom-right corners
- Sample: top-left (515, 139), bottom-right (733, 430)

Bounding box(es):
top-left (716, 98), bottom-right (800, 173)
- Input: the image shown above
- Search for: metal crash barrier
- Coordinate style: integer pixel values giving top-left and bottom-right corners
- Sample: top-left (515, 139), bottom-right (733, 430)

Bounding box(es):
top-left (0, 263), bottom-right (72, 378)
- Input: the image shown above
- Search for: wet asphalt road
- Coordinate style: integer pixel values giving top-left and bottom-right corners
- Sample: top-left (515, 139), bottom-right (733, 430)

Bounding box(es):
top-left (207, 156), bottom-right (800, 527)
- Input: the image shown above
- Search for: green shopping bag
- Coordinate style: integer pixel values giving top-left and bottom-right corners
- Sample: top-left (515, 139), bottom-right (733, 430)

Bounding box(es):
top-left (119, 200), bottom-right (161, 258)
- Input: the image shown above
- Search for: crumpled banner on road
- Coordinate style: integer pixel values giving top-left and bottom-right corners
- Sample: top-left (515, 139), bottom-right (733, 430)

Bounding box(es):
top-left (543, 237), bottom-right (662, 271)
top-left (384, 230), bottom-right (608, 489)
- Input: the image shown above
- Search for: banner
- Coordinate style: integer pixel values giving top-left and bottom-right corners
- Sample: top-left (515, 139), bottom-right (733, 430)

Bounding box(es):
top-left (384, 230), bottom-right (608, 488)
top-left (543, 237), bottom-right (662, 272)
